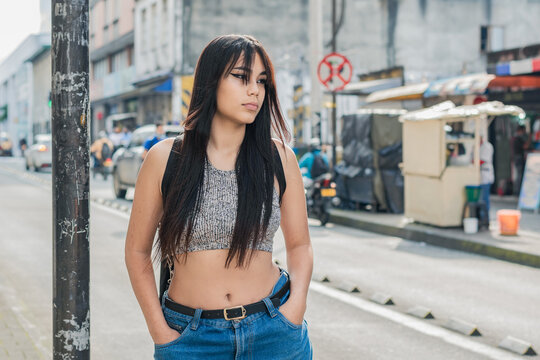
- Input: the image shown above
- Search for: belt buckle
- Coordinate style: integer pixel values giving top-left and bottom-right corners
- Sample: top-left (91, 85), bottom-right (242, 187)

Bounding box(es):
top-left (223, 305), bottom-right (246, 320)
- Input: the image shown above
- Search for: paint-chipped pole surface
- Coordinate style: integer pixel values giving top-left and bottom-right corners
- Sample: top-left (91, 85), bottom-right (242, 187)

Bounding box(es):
top-left (51, 1), bottom-right (90, 359)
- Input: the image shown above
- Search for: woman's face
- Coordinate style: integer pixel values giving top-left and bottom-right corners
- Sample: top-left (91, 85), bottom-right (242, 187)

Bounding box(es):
top-left (214, 52), bottom-right (267, 126)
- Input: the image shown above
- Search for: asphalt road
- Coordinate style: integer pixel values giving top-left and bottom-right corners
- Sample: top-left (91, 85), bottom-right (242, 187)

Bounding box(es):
top-left (0, 157), bottom-right (536, 359)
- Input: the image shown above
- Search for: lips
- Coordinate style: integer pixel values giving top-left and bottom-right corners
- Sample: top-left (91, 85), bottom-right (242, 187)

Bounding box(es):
top-left (243, 103), bottom-right (258, 111)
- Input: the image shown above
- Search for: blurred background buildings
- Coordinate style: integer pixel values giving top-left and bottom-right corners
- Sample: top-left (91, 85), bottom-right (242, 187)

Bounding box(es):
top-left (1, 0), bottom-right (539, 161)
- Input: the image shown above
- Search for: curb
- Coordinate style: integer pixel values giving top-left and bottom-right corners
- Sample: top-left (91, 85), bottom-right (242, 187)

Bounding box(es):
top-left (329, 210), bottom-right (540, 269)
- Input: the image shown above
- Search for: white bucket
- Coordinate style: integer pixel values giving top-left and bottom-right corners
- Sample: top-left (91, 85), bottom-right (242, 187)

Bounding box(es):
top-left (463, 217), bottom-right (478, 234)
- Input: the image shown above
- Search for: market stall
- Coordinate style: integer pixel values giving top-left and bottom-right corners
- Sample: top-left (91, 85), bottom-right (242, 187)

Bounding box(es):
top-left (401, 101), bottom-right (524, 227)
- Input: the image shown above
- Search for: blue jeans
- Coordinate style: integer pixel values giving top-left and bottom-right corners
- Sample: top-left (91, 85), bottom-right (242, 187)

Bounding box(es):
top-left (155, 269), bottom-right (313, 359)
top-left (480, 183), bottom-right (491, 213)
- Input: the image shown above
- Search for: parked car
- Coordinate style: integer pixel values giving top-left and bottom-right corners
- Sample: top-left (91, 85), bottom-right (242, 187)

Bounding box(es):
top-left (25, 134), bottom-right (52, 171)
top-left (0, 132), bottom-right (13, 156)
top-left (112, 124), bottom-right (183, 198)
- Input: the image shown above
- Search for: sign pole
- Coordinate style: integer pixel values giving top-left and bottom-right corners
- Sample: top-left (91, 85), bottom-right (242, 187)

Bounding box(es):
top-left (331, 0), bottom-right (337, 168)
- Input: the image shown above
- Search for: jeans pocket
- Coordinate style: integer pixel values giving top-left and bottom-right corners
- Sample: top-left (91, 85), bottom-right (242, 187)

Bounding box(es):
top-left (275, 310), bottom-right (303, 330)
top-left (154, 316), bottom-right (191, 350)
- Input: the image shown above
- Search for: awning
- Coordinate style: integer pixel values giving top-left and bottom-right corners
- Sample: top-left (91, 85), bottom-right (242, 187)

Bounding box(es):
top-left (365, 82), bottom-right (429, 103)
top-left (487, 76), bottom-right (540, 91)
top-left (153, 78), bottom-right (172, 93)
top-left (494, 57), bottom-right (540, 76)
top-left (337, 78), bottom-right (402, 95)
top-left (400, 100), bottom-right (525, 122)
top-left (105, 112), bottom-right (137, 123)
top-left (423, 73), bottom-right (495, 98)
top-left (132, 70), bottom-right (172, 87)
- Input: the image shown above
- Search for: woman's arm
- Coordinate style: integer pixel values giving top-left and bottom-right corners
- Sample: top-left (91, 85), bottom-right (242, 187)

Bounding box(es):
top-left (124, 138), bottom-right (180, 344)
top-left (274, 140), bottom-right (314, 325)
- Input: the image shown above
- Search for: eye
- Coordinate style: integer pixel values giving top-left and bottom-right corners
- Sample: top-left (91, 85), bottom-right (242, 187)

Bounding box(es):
top-left (231, 73), bottom-right (247, 80)
top-left (257, 78), bottom-right (268, 85)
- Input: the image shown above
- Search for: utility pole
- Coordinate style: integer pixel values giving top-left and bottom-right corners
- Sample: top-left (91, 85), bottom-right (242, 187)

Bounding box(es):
top-left (308, 0), bottom-right (322, 145)
top-left (172, 0), bottom-right (184, 124)
top-left (331, 0), bottom-right (338, 168)
top-left (51, 1), bottom-right (90, 358)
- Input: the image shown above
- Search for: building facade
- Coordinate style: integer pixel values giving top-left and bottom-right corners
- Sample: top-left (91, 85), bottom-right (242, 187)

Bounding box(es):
top-left (29, 46), bottom-right (52, 136)
top-left (89, 0), bottom-right (137, 138)
top-left (325, 0), bottom-right (540, 84)
top-left (133, 0), bottom-right (176, 126)
top-left (133, 0), bottom-right (309, 133)
top-left (0, 33), bottom-right (50, 156)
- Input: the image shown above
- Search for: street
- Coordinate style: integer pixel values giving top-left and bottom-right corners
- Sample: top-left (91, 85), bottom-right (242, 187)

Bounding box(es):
top-left (0, 157), bottom-right (538, 359)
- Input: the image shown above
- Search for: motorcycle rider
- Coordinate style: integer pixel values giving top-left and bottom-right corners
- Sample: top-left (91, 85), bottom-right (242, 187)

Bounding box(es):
top-left (299, 138), bottom-right (329, 188)
top-left (90, 131), bottom-right (114, 178)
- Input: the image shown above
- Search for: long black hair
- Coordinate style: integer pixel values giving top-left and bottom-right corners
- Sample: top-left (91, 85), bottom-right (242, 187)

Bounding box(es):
top-left (158, 35), bottom-right (290, 268)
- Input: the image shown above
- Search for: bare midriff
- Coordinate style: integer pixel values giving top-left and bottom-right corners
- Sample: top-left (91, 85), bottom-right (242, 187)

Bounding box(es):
top-left (167, 249), bottom-right (281, 310)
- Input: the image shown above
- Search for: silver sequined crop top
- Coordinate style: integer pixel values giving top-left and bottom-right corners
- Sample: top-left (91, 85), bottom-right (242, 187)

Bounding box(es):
top-left (176, 159), bottom-right (281, 254)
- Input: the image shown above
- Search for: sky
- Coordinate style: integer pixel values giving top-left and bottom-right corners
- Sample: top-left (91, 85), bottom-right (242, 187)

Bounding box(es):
top-left (0, 0), bottom-right (41, 62)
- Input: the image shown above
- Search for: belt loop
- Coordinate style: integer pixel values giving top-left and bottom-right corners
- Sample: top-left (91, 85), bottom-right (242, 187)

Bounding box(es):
top-left (191, 308), bottom-right (203, 331)
top-left (161, 290), bottom-right (168, 308)
top-left (262, 297), bottom-right (278, 318)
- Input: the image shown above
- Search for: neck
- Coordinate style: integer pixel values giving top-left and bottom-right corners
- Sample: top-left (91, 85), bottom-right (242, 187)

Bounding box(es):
top-left (208, 116), bottom-right (246, 155)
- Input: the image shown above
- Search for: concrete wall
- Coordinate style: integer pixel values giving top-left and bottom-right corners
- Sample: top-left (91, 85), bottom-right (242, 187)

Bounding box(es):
top-left (322, 0), bottom-right (540, 83)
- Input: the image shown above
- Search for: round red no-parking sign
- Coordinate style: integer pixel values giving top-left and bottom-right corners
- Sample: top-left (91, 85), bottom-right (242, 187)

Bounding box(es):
top-left (317, 52), bottom-right (353, 92)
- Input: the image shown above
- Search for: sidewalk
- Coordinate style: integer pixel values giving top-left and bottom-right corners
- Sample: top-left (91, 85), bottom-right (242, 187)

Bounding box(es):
top-left (0, 288), bottom-right (48, 359)
top-left (329, 196), bottom-right (540, 268)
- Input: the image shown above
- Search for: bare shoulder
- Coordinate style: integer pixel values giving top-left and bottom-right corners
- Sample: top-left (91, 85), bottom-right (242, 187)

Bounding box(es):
top-left (271, 138), bottom-right (297, 166)
top-left (138, 138), bottom-right (175, 190)
top-left (146, 138), bottom-right (174, 165)
top-left (271, 138), bottom-right (300, 182)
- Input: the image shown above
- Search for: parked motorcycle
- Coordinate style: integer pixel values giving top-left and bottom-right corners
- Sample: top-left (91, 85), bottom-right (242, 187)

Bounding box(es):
top-left (304, 173), bottom-right (340, 226)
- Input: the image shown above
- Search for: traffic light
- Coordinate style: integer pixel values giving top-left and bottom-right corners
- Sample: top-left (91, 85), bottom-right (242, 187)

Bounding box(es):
top-left (0, 104), bottom-right (7, 122)
top-left (48, 91), bottom-right (52, 108)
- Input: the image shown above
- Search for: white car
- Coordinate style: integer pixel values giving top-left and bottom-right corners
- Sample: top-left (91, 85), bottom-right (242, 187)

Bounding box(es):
top-left (112, 124), bottom-right (183, 198)
top-left (25, 134), bottom-right (52, 172)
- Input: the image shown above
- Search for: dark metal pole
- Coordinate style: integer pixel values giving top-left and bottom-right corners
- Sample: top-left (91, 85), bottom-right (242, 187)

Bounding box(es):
top-left (331, 0), bottom-right (337, 168)
top-left (51, 1), bottom-right (90, 358)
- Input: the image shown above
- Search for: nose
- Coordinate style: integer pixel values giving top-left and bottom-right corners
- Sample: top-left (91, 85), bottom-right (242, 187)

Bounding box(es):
top-left (247, 79), bottom-right (259, 97)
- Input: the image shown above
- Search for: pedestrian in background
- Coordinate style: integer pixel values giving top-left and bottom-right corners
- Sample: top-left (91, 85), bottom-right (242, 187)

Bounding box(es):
top-left (109, 125), bottom-right (124, 152)
top-left (299, 137), bottom-right (329, 180)
top-left (141, 122), bottom-right (165, 159)
top-left (479, 136), bottom-right (494, 215)
top-left (121, 126), bottom-right (132, 147)
top-left (512, 125), bottom-right (530, 194)
top-left (124, 34), bottom-right (313, 359)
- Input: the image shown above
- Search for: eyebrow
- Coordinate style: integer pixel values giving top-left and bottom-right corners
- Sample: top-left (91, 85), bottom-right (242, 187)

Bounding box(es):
top-left (232, 67), bottom-right (267, 76)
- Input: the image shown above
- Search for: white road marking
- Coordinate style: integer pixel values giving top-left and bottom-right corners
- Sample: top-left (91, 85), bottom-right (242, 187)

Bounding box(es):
top-left (309, 281), bottom-right (522, 360)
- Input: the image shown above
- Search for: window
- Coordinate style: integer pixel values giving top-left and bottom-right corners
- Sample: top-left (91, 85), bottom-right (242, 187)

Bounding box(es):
top-left (112, 19), bottom-right (119, 39)
top-left (93, 59), bottom-right (107, 80)
top-left (104, 0), bottom-right (109, 24)
top-left (141, 9), bottom-right (147, 53)
top-left (162, 0), bottom-right (168, 46)
top-left (113, 0), bottom-right (120, 21)
top-left (127, 46), bottom-right (133, 67)
top-left (480, 25), bottom-right (504, 53)
top-left (111, 51), bottom-right (127, 73)
top-left (151, 3), bottom-right (157, 52)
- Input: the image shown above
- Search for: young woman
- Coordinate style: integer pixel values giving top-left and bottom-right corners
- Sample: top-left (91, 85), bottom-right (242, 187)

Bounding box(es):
top-left (125, 35), bottom-right (313, 359)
